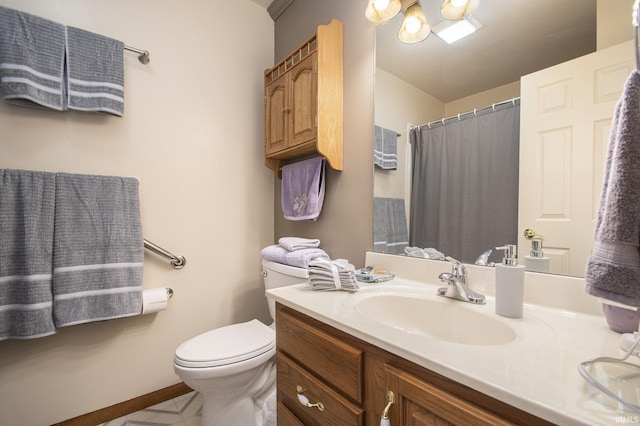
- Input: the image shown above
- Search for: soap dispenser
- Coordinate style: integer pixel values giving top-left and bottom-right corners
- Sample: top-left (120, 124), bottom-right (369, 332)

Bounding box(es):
top-left (523, 238), bottom-right (551, 273)
top-left (495, 244), bottom-right (525, 318)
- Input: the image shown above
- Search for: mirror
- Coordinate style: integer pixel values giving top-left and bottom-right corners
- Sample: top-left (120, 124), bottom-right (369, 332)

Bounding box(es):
top-left (374, 0), bottom-right (634, 278)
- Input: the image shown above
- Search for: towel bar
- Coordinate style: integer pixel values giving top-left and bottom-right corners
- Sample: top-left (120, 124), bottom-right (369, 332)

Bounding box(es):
top-left (144, 239), bottom-right (186, 269)
top-left (124, 45), bottom-right (150, 64)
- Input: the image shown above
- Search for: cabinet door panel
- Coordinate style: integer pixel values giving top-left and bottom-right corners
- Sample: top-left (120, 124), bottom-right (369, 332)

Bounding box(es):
top-left (265, 74), bottom-right (288, 155)
top-left (289, 54), bottom-right (317, 147)
top-left (385, 365), bottom-right (514, 426)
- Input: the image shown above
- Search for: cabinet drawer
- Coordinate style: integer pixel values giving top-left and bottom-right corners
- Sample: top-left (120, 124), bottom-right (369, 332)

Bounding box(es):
top-left (276, 306), bottom-right (363, 403)
top-left (277, 401), bottom-right (305, 426)
top-left (277, 353), bottom-right (364, 426)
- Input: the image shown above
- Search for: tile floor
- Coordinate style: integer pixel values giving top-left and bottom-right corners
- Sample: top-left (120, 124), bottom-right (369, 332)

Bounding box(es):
top-left (98, 391), bottom-right (202, 426)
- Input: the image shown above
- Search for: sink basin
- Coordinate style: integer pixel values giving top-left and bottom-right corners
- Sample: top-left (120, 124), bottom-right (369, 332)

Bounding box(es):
top-left (355, 294), bottom-right (517, 346)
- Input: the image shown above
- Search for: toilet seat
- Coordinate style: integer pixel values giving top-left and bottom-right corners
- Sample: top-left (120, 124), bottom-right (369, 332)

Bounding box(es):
top-left (174, 319), bottom-right (275, 368)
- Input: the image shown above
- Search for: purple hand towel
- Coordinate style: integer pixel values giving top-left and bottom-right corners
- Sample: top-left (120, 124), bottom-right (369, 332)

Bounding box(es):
top-left (281, 157), bottom-right (325, 221)
top-left (585, 71), bottom-right (640, 307)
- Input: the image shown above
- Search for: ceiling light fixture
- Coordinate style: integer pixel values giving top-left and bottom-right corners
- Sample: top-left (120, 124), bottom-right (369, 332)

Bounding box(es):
top-left (397, 3), bottom-right (431, 44)
top-left (440, 0), bottom-right (479, 21)
top-left (365, 0), bottom-right (402, 23)
top-left (432, 17), bottom-right (479, 44)
top-left (365, 0), bottom-right (480, 44)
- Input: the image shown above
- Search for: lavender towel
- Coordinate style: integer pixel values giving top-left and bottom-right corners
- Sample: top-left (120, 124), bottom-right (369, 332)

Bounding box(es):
top-left (281, 157), bottom-right (325, 221)
top-left (0, 6), bottom-right (66, 110)
top-left (66, 26), bottom-right (124, 116)
top-left (585, 71), bottom-right (640, 307)
top-left (261, 245), bottom-right (329, 269)
top-left (0, 169), bottom-right (57, 340)
top-left (52, 173), bottom-right (143, 326)
top-left (278, 237), bottom-right (321, 251)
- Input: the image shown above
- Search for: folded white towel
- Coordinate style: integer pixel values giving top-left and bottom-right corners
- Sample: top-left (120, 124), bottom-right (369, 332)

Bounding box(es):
top-left (278, 237), bottom-right (321, 251)
top-left (261, 245), bottom-right (329, 269)
top-left (308, 258), bottom-right (359, 292)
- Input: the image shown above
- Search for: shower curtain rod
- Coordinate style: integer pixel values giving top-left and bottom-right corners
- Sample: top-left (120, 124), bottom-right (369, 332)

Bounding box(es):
top-left (412, 96), bottom-right (521, 131)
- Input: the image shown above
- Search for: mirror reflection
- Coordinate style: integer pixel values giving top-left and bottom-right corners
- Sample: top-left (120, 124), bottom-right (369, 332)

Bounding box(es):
top-left (373, 0), bottom-right (634, 278)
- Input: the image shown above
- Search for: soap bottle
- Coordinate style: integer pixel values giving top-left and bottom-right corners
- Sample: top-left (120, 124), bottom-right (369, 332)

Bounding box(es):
top-left (523, 238), bottom-right (550, 273)
top-left (494, 244), bottom-right (525, 318)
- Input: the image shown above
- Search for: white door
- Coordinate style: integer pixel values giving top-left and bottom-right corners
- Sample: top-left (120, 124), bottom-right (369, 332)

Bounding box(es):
top-left (519, 40), bottom-right (634, 276)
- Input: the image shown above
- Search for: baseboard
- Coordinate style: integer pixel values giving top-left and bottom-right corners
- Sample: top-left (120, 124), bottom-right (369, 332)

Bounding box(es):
top-left (52, 382), bottom-right (193, 426)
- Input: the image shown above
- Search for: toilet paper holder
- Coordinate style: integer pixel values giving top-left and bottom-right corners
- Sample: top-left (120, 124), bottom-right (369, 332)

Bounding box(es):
top-left (166, 287), bottom-right (174, 299)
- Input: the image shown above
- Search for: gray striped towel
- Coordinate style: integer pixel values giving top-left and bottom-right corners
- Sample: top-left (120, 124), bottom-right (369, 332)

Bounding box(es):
top-left (0, 6), bottom-right (66, 110)
top-left (0, 169), bottom-right (57, 340)
top-left (66, 26), bottom-right (124, 116)
top-left (52, 173), bottom-right (143, 327)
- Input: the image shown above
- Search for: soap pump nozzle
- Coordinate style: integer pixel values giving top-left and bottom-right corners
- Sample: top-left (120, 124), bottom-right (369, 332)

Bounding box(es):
top-left (495, 244), bottom-right (518, 266)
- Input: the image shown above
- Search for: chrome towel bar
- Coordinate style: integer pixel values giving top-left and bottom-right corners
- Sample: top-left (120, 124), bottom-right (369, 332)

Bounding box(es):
top-left (124, 45), bottom-right (150, 64)
top-left (144, 239), bottom-right (186, 269)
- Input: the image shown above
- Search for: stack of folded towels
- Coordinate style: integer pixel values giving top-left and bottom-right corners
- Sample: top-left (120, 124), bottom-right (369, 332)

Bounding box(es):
top-left (261, 237), bottom-right (329, 268)
top-left (308, 258), bottom-right (359, 292)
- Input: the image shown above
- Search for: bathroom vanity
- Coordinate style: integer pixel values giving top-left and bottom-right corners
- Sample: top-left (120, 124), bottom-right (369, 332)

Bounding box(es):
top-left (267, 252), bottom-right (632, 425)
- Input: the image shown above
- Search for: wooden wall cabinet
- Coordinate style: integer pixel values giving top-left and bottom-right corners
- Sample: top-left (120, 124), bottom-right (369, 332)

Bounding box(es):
top-left (276, 304), bottom-right (553, 426)
top-left (264, 19), bottom-right (343, 174)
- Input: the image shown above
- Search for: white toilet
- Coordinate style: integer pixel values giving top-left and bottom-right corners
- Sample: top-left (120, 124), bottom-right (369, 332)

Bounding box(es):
top-left (173, 259), bottom-right (309, 426)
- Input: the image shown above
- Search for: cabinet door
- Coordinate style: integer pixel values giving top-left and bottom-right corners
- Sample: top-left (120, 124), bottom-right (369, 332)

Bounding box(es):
top-left (289, 54), bottom-right (318, 148)
top-left (384, 365), bottom-right (514, 426)
top-left (265, 72), bottom-right (288, 155)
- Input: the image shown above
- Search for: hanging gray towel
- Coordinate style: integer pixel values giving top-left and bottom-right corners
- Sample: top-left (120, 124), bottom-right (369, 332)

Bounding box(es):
top-left (0, 169), bottom-right (57, 340)
top-left (281, 156), bottom-right (325, 221)
top-left (373, 197), bottom-right (390, 252)
top-left (0, 6), bottom-right (66, 110)
top-left (66, 26), bottom-right (125, 116)
top-left (52, 173), bottom-right (143, 326)
top-left (374, 125), bottom-right (398, 170)
top-left (373, 197), bottom-right (409, 255)
top-left (585, 71), bottom-right (640, 307)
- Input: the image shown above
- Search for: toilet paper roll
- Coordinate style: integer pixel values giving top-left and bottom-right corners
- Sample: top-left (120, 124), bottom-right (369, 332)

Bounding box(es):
top-left (142, 288), bottom-right (169, 314)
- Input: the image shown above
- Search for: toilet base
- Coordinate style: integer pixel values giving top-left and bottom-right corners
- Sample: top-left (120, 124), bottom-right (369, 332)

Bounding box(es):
top-left (190, 358), bottom-right (276, 426)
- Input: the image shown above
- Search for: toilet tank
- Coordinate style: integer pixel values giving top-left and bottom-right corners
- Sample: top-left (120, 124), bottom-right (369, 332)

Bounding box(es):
top-left (262, 259), bottom-right (309, 320)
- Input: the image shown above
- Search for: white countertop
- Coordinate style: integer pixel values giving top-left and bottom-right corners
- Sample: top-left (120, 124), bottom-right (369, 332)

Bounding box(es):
top-left (266, 252), bottom-right (640, 426)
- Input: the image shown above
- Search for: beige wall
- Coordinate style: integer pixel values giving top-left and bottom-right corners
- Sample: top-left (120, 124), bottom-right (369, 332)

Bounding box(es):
top-left (272, 0), bottom-right (375, 268)
top-left (0, 1), bottom-right (274, 424)
top-left (597, 0), bottom-right (635, 50)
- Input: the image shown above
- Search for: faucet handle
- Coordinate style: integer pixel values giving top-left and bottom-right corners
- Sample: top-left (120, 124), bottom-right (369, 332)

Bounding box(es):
top-left (444, 256), bottom-right (466, 277)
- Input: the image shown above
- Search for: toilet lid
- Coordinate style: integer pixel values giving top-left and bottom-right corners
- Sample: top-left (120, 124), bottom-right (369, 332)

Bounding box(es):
top-left (174, 319), bottom-right (275, 368)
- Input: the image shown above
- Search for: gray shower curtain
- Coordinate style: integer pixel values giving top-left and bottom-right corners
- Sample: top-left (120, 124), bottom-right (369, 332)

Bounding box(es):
top-left (409, 102), bottom-right (520, 264)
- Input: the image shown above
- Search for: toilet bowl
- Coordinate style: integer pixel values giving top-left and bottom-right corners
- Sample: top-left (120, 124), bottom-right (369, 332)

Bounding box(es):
top-left (173, 259), bottom-right (308, 426)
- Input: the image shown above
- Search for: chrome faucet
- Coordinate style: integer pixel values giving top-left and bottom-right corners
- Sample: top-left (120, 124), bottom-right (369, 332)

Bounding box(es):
top-left (437, 256), bottom-right (486, 304)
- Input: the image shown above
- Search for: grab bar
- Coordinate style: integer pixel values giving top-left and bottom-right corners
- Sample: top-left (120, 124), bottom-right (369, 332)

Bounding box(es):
top-left (144, 239), bottom-right (186, 269)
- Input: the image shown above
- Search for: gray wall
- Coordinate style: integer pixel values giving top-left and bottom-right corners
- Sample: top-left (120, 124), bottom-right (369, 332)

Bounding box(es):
top-left (273, 0), bottom-right (375, 267)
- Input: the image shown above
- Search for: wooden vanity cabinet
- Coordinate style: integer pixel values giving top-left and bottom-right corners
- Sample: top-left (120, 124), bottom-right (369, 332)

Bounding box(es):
top-left (264, 19), bottom-right (343, 174)
top-left (275, 304), bottom-right (553, 426)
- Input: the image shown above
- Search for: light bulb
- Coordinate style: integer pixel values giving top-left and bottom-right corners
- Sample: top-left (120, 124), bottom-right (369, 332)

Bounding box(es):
top-left (451, 0), bottom-right (467, 7)
top-left (373, 0), bottom-right (390, 10)
top-left (405, 16), bottom-right (421, 34)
